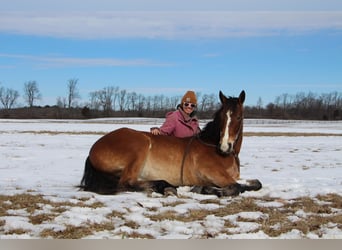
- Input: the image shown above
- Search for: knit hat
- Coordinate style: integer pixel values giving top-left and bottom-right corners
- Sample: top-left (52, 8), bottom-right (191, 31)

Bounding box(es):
top-left (181, 91), bottom-right (197, 105)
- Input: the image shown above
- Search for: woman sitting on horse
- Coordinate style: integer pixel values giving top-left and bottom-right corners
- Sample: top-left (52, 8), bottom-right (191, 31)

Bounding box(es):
top-left (150, 90), bottom-right (200, 138)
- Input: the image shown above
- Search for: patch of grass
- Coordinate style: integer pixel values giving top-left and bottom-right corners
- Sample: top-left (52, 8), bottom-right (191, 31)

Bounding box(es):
top-left (0, 193), bottom-right (46, 215)
top-left (29, 213), bottom-right (57, 225)
top-left (244, 132), bottom-right (342, 137)
top-left (148, 210), bottom-right (183, 222)
top-left (161, 200), bottom-right (187, 207)
top-left (0, 193), bottom-right (107, 238)
top-left (146, 194), bottom-right (342, 238)
top-left (291, 196), bottom-right (332, 214)
top-left (16, 130), bottom-right (105, 136)
top-left (123, 220), bottom-right (140, 229)
top-left (1, 192), bottom-right (341, 238)
top-left (0, 193), bottom-right (105, 215)
top-left (316, 193), bottom-right (342, 208)
top-left (40, 221), bottom-right (115, 239)
top-left (6, 228), bottom-right (31, 235)
top-left (199, 199), bottom-right (222, 205)
top-left (122, 231), bottom-right (155, 239)
top-left (106, 210), bottom-right (126, 220)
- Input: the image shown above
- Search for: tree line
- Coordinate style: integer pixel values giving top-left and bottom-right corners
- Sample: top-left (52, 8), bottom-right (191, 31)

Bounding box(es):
top-left (0, 79), bottom-right (341, 120)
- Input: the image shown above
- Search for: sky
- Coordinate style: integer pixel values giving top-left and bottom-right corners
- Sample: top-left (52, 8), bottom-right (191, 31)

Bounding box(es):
top-left (0, 0), bottom-right (342, 107)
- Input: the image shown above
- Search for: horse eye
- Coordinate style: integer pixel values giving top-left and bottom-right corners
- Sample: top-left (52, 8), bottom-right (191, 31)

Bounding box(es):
top-left (236, 116), bottom-right (242, 121)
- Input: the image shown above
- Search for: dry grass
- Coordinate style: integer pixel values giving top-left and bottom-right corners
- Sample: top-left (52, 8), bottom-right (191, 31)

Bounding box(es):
top-left (0, 192), bottom-right (341, 238)
top-left (40, 221), bottom-right (115, 239)
top-left (145, 194), bottom-right (342, 238)
top-left (243, 132), bottom-right (342, 137)
top-left (19, 130), bottom-right (105, 136)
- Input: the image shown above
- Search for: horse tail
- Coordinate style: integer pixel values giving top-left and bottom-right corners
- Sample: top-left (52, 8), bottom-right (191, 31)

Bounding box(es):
top-left (79, 157), bottom-right (120, 194)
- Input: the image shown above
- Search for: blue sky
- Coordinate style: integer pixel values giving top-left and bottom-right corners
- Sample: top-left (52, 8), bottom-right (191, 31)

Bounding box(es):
top-left (0, 0), bottom-right (342, 107)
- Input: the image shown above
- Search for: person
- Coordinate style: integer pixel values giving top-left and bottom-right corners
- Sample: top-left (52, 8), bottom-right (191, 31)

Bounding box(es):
top-left (150, 90), bottom-right (200, 138)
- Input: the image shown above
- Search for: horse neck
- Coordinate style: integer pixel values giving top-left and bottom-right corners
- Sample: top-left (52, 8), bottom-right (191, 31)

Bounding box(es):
top-left (233, 121), bottom-right (243, 155)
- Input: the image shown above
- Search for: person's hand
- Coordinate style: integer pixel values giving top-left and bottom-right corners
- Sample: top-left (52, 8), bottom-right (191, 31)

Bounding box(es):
top-left (150, 127), bottom-right (161, 135)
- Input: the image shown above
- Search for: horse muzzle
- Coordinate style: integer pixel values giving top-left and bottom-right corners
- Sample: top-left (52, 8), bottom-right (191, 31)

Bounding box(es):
top-left (217, 142), bottom-right (233, 155)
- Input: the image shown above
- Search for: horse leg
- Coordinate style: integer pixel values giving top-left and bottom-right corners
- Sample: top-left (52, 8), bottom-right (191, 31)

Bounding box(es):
top-left (190, 168), bottom-right (241, 196)
top-left (191, 184), bottom-right (241, 197)
top-left (117, 144), bottom-right (178, 195)
top-left (117, 135), bottom-right (151, 190)
top-left (191, 179), bottom-right (262, 197)
top-left (149, 180), bottom-right (178, 196)
top-left (118, 179), bottom-right (177, 196)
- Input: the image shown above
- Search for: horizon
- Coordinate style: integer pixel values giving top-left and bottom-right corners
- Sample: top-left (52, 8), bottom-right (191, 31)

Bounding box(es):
top-left (1, 0), bottom-right (342, 107)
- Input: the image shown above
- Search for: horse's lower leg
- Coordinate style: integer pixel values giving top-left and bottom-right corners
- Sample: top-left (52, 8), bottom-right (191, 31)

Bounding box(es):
top-left (191, 179), bottom-right (262, 197)
top-left (191, 184), bottom-right (241, 197)
top-left (118, 179), bottom-right (177, 195)
top-left (149, 180), bottom-right (177, 195)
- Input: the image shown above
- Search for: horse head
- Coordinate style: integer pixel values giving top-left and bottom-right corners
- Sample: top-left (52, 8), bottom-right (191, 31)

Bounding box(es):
top-left (217, 90), bottom-right (245, 155)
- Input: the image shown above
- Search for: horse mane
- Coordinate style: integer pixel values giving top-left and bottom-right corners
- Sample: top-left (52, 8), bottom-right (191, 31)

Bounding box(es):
top-left (198, 107), bottom-right (223, 144)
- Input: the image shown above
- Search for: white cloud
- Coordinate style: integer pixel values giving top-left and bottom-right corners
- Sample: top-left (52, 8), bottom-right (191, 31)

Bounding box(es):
top-left (0, 11), bottom-right (342, 39)
top-left (0, 53), bottom-right (171, 68)
top-left (2, 0), bottom-right (342, 11)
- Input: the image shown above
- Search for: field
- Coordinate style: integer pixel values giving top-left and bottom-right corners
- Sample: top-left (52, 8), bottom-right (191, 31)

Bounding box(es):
top-left (0, 118), bottom-right (341, 239)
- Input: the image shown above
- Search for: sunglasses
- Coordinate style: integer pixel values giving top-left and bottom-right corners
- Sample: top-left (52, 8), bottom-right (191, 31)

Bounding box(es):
top-left (183, 102), bottom-right (197, 108)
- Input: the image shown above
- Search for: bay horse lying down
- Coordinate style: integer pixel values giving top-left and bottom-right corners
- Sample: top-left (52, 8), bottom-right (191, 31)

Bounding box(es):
top-left (80, 90), bottom-right (262, 197)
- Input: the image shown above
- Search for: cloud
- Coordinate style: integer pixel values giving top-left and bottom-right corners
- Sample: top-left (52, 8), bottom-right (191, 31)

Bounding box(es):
top-left (3, 0), bottom-right (342, 11)
top-left (0, 11), bottom-right (342, 39)
top-left (0, 53), bottom-right (171, 68)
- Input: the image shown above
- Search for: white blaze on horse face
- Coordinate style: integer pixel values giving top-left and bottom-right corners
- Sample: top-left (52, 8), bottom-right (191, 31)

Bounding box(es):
top-left (220, 110), bottom-right (231, 153)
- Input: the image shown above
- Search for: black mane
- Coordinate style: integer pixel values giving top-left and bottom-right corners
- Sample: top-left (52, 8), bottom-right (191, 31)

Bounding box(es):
top-left (198, 107), bottom-right (223, 144)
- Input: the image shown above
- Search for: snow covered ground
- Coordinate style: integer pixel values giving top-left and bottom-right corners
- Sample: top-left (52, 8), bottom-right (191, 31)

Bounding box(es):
top-left (0, 118), bottom-right (341, 239)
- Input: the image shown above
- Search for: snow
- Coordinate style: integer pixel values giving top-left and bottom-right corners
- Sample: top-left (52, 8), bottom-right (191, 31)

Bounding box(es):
top-left (0, 118), bottom-right (341, 239)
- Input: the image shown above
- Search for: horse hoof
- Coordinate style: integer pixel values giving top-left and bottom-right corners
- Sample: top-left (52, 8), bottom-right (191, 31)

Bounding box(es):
top-left (247, 179), bottom-right (262, 191)
top-left (164, 187), bottom-right (177, 196)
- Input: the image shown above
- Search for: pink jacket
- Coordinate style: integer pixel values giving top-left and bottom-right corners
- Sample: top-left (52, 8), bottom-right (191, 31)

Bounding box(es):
top-left (159, 108), bottom-right (200, 138)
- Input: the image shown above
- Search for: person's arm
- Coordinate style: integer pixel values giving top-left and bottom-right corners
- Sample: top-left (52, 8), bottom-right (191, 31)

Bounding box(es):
top-left (159, 113), bottom-right (177, 136)
top-left (150, 112), bottom-right (177, 136)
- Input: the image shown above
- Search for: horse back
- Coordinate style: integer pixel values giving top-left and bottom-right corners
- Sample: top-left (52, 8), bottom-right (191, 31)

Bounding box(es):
top-left (88, 128), bottom-right (187, 184)
top-left (89, 127), bottom-right (150, 174)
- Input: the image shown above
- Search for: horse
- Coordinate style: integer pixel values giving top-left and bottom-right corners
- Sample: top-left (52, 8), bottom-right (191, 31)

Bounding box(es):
top-left (79, 90), bottom-right (262, 197)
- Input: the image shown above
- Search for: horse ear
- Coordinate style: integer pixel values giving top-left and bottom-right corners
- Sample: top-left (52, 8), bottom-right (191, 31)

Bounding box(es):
top-left (239, 90), bottom-right (246, 104)
top-left (219, 91), bottom-right (227, 104)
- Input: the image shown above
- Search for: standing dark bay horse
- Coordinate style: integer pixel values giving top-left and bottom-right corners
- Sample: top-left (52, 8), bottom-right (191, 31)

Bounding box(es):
top-left (80, 90), bottom-right (262, 197)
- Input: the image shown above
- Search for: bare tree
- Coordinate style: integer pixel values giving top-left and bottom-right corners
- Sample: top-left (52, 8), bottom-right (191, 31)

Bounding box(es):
top-left (0, 87), bottom-right (19, 109)
top-left (199, 94), bottom-right (210, 112)
top-left (204, 93), bottom-right (217, 111)
top-left (256, 97), bottom-right (263, 109)
top-left (170, 96), bottom-right (180, 109)
top-left (89, 87), bottom-right (115, 113)
top-left (67, 78), bottom-right (80, 108)
top-left (56, 96), bottom-right (67, 108)
top-left (145, 96), bottom-right (152, 112)
top-left (137, 94), bottom-right (145, 112)
top-left (89, 91), bottom-right (101, 110)
top-left (118, 89), bottom-right (127, 111)
top-left (101, 87), bottom-right (115, 112)
top-left (111, 86), bottom-right (119, 111)
top-left (24, 81), bottom-right (42, 107)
